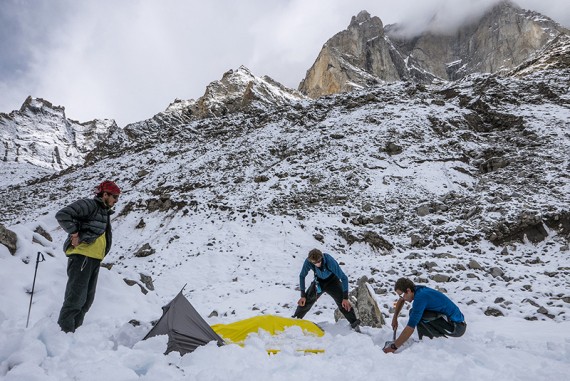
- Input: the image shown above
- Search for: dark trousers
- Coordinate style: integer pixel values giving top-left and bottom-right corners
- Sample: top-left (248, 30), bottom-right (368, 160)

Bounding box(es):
top-left (293, 276), bottom-right (358, 325)
top-left (416, 310), bottom-right (467, 339)
top-left (57, 255), bottom-right (101, 333)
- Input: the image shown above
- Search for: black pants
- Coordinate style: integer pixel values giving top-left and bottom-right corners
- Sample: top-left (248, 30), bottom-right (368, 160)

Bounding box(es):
top-left (292, 276), bottom-right (358, 325)
top-left (57, 255), bottom-right (101, 333)
top-left (416, 310), bottom-right (467, 339)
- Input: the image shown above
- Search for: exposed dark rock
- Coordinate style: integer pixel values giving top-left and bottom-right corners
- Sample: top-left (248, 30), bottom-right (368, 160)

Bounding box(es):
top-left (134, 243), bottom-right (156, 258)
top-left (385, 142), bottom-right (403, 155)
top-left (123, 278), bottom-right (148, 294)
top-left (431, 274), bottom-right (451, 283)
top-left (140, 274), bottom-right (155, 291)
top-left (489, 267), bottom-right (505, 278)
top-left (33, 226), bottom-right (52, 242)
top-left (484, 307), bottom-right (504, 317)
top-left (489, 212), bottom-right (550, 245)
top-left (135, 218), bottom-right (146, 229)
top-left (0, 224), bottom-right (17, 255)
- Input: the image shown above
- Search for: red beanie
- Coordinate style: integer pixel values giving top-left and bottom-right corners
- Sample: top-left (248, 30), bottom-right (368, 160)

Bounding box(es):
top-left (97, 180), bottom-right (121, 195)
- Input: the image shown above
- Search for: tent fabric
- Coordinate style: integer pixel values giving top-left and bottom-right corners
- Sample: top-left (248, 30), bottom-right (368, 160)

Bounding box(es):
top-left (143, 290), bottom-right (225, 355)
top-left (211, 315), bottom-right (324, 344)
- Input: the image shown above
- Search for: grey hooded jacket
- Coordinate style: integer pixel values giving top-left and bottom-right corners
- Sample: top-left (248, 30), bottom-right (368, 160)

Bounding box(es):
top-left (55, 197), bottom-right (114, 256)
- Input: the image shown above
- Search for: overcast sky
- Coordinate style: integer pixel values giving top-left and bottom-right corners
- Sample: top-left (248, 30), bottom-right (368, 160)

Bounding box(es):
top-left (1, 0), bottom-right (569, 126)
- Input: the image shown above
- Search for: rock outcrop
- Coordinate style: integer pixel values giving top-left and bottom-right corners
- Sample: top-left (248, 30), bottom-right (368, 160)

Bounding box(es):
top-left (0, 224), bottom-right (17, 255)
top-left (299, 11), bottom-right (404, 98)
top-left (335, 276), bottom-right (385, 328)
top-left (0, 97), bottom-right (120, 185)
top-left (300, 1), bottom-right (569, 98)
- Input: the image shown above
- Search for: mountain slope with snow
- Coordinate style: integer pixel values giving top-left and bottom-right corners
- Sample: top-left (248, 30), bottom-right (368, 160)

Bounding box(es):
top-left (1, 4), bottom-right (569, 380)
top-left (0, 97), bottom-right (120, 186)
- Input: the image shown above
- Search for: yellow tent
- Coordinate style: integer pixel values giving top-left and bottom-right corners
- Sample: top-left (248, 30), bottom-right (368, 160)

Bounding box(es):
top-left (211, 315), bottom-right (325, 354)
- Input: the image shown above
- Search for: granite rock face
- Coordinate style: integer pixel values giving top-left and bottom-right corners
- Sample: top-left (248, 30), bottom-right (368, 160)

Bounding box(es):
top-left (299, 11), bottom-right (404, 98)
top-left (300, 1), bottom-right (569, 98)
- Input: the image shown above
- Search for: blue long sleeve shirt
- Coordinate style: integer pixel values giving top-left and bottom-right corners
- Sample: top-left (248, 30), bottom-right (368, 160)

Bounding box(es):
top-left (299, 253), bottom-right (350, 299)
top-left (407, 285), bottom-right (465, 328)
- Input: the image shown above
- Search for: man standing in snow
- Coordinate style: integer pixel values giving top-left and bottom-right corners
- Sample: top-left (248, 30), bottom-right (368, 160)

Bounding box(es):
top-left (293, 248), bottom-right (360, 331)
top-left (55, 180), bottom-right (121, 333)
top-left (383, 277), bottom-right (466, 353)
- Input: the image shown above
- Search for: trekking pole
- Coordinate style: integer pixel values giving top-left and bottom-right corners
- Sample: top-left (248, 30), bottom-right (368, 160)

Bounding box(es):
top-left (26, 252), bottom-right (45, 328)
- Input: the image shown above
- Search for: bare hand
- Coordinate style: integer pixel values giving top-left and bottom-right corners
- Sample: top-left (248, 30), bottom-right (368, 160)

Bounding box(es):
top-left (342, 299), bottom-right (351, 311)
top-left (71, 233), bottom-right (80, 247)
top-left (297, 297), bottom-right (306, 307)
top-left (383, 345), bottom-right (396, 354)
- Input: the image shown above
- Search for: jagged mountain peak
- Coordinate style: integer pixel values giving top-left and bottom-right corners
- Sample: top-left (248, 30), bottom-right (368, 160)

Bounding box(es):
top-left (201, 65), bottom-right (304, 105)
top-left (348, 10), bottom-right (383, 31)
top-left (175, 65), bottom-right (306, 120)
top-left (298, 10), bottom-right (399, 98)
top-left (17, 96), bottom-right (66, 118)
top-left (300, 3), bottom-right (568, 98)
top-left (121, 66), bottom-right (306, 144)
top-left (0, 96), bottom-right (120, 186)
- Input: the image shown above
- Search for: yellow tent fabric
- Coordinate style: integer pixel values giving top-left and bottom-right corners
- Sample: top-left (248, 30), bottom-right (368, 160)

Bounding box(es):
top-left (211, 315), bottom-right (324, 344)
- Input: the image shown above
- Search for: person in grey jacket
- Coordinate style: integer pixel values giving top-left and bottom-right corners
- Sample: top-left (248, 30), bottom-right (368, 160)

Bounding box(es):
top-left (55, 180), bottom-right (121, 333)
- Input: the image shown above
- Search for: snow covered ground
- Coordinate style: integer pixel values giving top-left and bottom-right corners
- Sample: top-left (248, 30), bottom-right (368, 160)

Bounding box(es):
top-left (1, 212), bottom-right (569, 381)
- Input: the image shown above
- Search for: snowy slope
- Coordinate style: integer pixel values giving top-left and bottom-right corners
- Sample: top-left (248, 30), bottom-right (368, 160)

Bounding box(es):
top-left (0, 97), bottom-right (119, 186)
top-left (1, 29), bottom-right (569, 381)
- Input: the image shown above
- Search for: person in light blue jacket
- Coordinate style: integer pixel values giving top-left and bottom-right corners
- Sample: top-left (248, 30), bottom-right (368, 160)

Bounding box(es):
top-left (292, 249), bottom-right (360, 331)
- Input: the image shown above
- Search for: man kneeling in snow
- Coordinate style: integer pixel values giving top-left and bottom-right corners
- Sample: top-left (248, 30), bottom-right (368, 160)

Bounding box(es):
top-left (383, 278), bottom-right (466, 354)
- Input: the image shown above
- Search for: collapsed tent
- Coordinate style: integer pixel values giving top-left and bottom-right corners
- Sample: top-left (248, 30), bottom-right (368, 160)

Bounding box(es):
top-left (211, 315), bottom-right (325, 354)
top-left (211, 315), bottom-right (324, 342)
top-left (143, 290), bottom-right (326, 355)
top-left (143, 289), bottom-right (225, 355)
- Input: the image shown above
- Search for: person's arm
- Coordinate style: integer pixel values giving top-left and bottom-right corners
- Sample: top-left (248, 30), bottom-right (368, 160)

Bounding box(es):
top-left (385, 326), bottom-right (415, 353)
top-left (324, 254), bottom-right (349, 298)
top-left (391, 297), bottom-right (405, 330)
top-left (297, 260), bottom-right (311, 306)
top-left (298, 260), bottom-right (311, 297)
top-left (55, 199), bottom-right (94, 234)
top-left (385, 294), bottom-right (426, 354)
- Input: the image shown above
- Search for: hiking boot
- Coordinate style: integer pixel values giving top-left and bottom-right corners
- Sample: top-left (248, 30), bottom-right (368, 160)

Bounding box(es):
top-left (351, 319), bottom-right (361, 332)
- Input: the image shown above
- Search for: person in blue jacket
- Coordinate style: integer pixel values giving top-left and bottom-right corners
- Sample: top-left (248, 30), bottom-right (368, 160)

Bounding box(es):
top-left (384, 277), bottom-right (466, 353)
top-left (293, 249), bottom-right (360, 331)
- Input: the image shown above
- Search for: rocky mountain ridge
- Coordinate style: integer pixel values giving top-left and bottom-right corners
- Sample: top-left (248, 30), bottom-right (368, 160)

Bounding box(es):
top-left (299, 1), bottom-right (569, 98)
top-left (0, 96), bottom-right (119, 185)
top-left (3, 2), bottom-right (567, 183)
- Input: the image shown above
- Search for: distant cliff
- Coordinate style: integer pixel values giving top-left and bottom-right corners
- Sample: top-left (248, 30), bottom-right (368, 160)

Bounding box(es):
top-left (299, 1), bottom-right (569, 98)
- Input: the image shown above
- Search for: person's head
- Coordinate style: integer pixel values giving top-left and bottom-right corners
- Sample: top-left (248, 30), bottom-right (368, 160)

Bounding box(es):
top-left (308, 249), bottom-right (323, 267)
top-left (395, 277), bottom-right (415, 302)
top-left (96, 180), bottom-right (121, 208)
